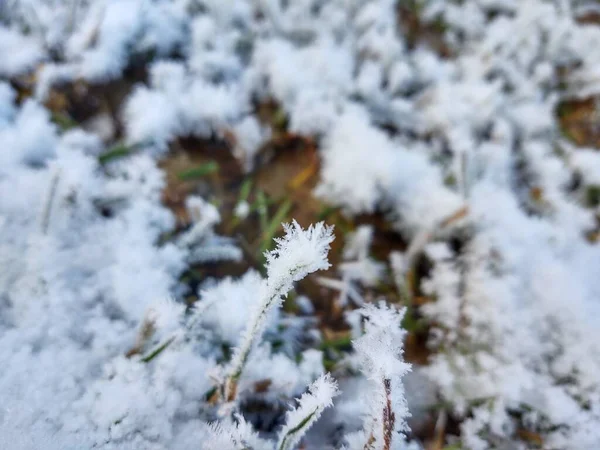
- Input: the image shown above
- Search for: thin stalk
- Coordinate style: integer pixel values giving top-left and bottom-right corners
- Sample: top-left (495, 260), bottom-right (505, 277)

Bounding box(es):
top-left (382, 378), bottom-right (395, 450)
top-left (141, 336), bottom-right (176, 363)
top-left (224, 265), bottom-right (305, 401)
top-left (41, 170), bottom-right (60, 234)
top-left (278, 410), bottom-right (316, 450)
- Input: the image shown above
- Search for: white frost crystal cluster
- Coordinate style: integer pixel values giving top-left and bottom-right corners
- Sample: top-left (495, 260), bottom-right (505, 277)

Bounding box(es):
top-left (2, 0), bottom-right (600, 448)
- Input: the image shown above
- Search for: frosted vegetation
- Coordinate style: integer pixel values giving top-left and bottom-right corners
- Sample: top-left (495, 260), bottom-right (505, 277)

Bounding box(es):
top-left (2, 0), bottom-right (600, 449)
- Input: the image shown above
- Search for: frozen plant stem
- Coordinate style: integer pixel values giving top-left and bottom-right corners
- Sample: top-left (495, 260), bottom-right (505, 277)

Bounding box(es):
top-left (126, 310), bottom-right (157, 358)
top-left (392, 205), bottom-right (469, 302)
top-left (279, 411), bottom-right (316, 450)
top-left (276, 374), bottom-right (339, 450)
top-left (382, 378), bottom-right (395, 450)
top-left (141, 336), bottom-right (176, 363)
top-left (352, 303), bottom-right (411, 450)
top-left (224, 263), bottom-right (308, 399)
top-left (224, 221), bottom-right (334, 402)
top-left (363, 378), bottom-right (395, 450)
top-left (41, 170), bottom-right (61, 234)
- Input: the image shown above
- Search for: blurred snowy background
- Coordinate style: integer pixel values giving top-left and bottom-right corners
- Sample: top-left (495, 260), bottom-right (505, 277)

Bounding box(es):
top-left (2, 1), bottom-right (600, 449)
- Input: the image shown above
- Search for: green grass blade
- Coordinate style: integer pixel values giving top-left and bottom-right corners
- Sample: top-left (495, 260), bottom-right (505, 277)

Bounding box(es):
top-left (141, 336), bottom-right (176, 363)
top-left (177, 161), bottom-right (219, 181)
top-left (98, 144), bottom-right (134, 165)
top-left (261, 199), bottom-right (293, 251)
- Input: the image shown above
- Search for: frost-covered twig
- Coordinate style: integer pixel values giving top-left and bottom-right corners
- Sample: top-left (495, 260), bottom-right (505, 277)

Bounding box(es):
top-left (277, 373), bottom-right (339, 450)
top-left (318, 226), bottom-right (384, 307)
top-left (41, 169), bottom-right (60, 234)
top-left (348, 302), bottom-right (411, 450)
top-left (403, 205), bottom-right (468, 273)
top-left (126, 299), bottom-right (183, 360)
top-left (125, 308), bottom-right (157, 358)
top-left (177, 196), bottom-right (243, 264)
top-left (316, 276), bottom-right (365, 306)
top-left (223, 221), bottom-right (334, 402)
top-left (178, 196), bottom-right (221, 248)
top-left (391, 205), bottom-right (468, 303)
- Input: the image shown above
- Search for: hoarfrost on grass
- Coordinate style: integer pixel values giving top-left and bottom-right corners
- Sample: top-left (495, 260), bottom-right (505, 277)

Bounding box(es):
top-left (3, 0), bottom-right (600, 448)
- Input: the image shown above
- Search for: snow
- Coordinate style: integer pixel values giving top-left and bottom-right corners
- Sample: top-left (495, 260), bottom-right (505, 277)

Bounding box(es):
top-left (0, 26), bottom-right (44, 77)
top-left (2, 0), bottom-right (600, 448)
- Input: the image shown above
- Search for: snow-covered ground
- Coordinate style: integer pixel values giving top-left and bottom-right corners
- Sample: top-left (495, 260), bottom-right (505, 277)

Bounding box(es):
top-left (2, 0), bottom-right (600, 449)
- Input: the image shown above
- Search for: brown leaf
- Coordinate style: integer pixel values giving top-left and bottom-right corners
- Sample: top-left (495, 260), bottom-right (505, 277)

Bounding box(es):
top-left (517, 428), bottom-right (544, 446)
top-left (254, 379), bottom-right (272, 393)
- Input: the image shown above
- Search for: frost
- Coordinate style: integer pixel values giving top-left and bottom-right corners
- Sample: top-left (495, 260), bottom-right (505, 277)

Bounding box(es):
top-left (316, 108), bottom-right (462, 232)
top-left (0, 26), bottom-right (44, 77)
top-left (346, 302), bottom-right (412, 450)
top-left (0, 99), bottom-right (58, 167)
top-left (318, 225), bottom-right (385, 306)
top-left (3, 0), bottom-right (600, 448)
top-left (201, 416), bottom-right (272, 450)
top-left (277, 374), bottom-right (339, 450)
top-left (224, 221), bottom-right (334, 402)
top-left (195, 272), bottom-right (263, 346)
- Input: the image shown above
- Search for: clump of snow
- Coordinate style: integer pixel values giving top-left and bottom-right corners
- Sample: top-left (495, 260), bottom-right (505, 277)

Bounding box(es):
top-left (316, 107), bottom-right (462, 232)
top-left (123, 60), bottom-right (258, 158)
top-left (0, 99), bottom-right (58, 167)
top-left (0, 26), bottom-right (45, 77)
top-left (4, 0), bottom-right (600, 448)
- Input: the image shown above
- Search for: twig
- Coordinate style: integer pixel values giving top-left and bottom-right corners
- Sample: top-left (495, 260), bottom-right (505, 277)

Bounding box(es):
top-left (382, 378), bottom-right (395, 450)
top-left (41, 170), bottom-right (61, 234)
